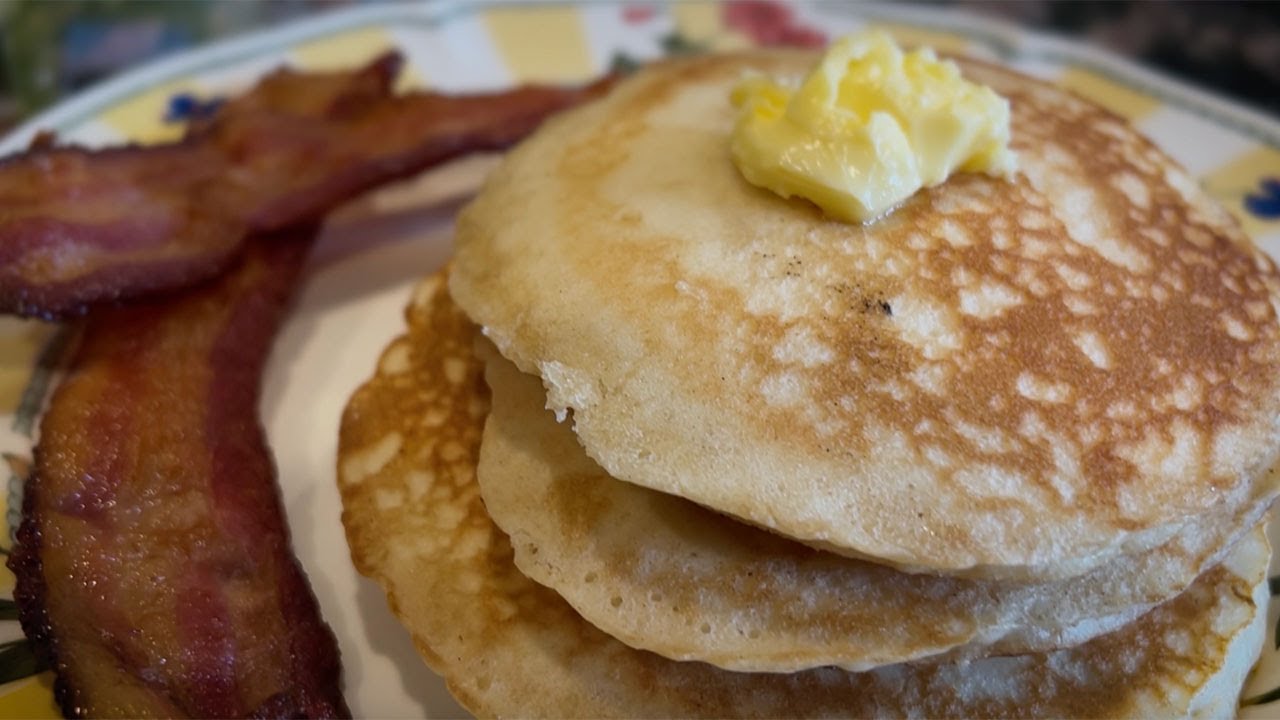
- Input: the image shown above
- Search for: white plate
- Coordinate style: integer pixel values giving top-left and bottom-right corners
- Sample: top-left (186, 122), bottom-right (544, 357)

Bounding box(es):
top-left (1, 2), bottom-right (1278, 717)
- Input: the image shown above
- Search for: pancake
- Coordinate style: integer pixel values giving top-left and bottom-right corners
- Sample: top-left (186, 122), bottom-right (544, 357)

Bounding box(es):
top-left (476, 344), bottom-right (1274, 672)
top-left (449, 50), bottom-right (1280, 580)
top-left (337, 271), bottom-right (1271, 718)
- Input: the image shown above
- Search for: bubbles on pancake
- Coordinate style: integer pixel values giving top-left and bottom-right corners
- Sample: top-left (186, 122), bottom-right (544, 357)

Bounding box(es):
top-left (1141, 227), bottom-right (1170, 248)
top-left (908, 363), bottom-right (948, 396)
top-left (955, 465), bottom-right (1028, 500)
top-left (772, 325), bottom-right (835, 367)
top-left (888, 295), bottom-right (962, 360)
top-left (379, 342), bottom-right (411, 374)
top-left (341, 431), bottom-right (402, 487)
top-left (1018, 210), bottom-right (1051, 231)
top-left (949, 414), bottom-right (1015, 455)
top-left (1071, 331), bottom-right (1110, 369)
top-left (1222, 313), bottom-right (1254, 341)
top-left (1167, 375), bottom-right (1203, 412)
top-left (1015, 373), bottom-right (1072, 404)
top-left (759, 371), bottom-right (805, 408)
top-left (940, 220), bottom-right (973, 248)
top-left (958, 280), bottom-right (1022, 319)
top-left (1111, 172), bottom-right (1151, 210)
top-left (1052, 262), bottom-right (1093, 291)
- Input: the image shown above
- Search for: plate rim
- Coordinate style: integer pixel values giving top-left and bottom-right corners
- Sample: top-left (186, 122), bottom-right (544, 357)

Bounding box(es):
top-left (0, 0), bottom-right (1278, 715)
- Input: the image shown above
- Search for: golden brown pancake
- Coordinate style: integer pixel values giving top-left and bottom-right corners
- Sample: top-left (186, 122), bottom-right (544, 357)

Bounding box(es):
top-left (476, 344), bottom-right (1273, 672)
top-left (337, 272), bottom-right (1270, 718)
top-left (449, 51), bottom-right (1280, 580)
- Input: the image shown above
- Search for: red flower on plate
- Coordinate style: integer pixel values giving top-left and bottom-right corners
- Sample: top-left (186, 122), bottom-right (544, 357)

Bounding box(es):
top-left (724, 0), bottom-right (826, 48)
top-left (622, 3), bottom-right (658, 25)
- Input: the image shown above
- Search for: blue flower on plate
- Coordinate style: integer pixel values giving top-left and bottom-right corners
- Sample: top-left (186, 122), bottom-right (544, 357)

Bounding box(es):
top-left (163, 92), bottom-right (225, 124)
top-left (1244, 177), bottom-right (1280, 220)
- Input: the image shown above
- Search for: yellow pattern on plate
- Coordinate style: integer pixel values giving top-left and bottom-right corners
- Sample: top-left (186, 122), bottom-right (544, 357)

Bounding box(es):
top-left (0, 675), bottom-right (61, 719)
top-left (1201, 146), bottom-right (1280, 239)
top-left (0, 321), bottom-right (53, 416)
top-left (97, 77), bottom-right (205, 144)
top-left (1057, 67), bottom-right (1162, 121)
top-left (483, 7), bottom-right (593, 82)
top-left (289, 27), bottom-right (427, 90)
top-left (868, 23), bottom-right (973, 55)
top-left (672, 2), bottom-right (751, 51)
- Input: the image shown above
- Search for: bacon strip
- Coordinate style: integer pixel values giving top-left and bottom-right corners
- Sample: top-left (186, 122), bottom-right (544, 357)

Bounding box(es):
top-left (0, 53), bottom-right (615, 319)
top-left (8, 228), bottom-right (349, 718)
top-left (4, 56), bottom-right (615, 717)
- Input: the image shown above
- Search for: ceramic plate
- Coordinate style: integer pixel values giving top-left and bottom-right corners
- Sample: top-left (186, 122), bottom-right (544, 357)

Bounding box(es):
top-left (1, 1), bottom-right (1278, 717)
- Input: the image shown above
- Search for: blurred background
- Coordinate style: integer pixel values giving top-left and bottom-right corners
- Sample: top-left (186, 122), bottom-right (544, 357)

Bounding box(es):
top-left (0, 0), bottom-right (1276, 133)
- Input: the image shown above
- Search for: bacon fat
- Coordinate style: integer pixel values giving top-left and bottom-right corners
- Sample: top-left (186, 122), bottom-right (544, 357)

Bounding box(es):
top-left (0, 53), bottom-right (614, 319)
top-left (8, 228), bottom-right (349, 718)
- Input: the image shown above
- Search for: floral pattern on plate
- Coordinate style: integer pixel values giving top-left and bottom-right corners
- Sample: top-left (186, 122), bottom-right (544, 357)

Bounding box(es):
top-left (0, 2), bottom-right (1276, 716)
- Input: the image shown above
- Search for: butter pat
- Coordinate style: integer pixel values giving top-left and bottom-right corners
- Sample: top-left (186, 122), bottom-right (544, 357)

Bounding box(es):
top-left (730, 31), bottom-right (1017, 223)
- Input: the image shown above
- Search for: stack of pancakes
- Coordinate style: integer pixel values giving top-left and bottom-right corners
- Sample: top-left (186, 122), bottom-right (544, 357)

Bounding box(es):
top-left (338, 50), bottom-right (1280, 717)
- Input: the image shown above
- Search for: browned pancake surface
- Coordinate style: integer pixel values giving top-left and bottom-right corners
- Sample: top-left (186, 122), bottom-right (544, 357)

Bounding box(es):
top-left (450, 51), bottom-right (1280, 579)
top-left (337, 272), bottom-right (1269, 718)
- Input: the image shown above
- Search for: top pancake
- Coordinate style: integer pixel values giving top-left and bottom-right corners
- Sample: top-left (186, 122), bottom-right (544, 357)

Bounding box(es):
top-left (450, 50), bottom-right (1280, 579)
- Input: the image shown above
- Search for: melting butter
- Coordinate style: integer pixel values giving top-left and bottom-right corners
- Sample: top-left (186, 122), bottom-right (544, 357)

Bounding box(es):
top-left (730, 30), bottom-right (1017, 223)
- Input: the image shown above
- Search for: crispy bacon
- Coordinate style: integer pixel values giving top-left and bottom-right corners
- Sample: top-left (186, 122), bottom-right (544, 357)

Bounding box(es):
top-left (8, 228), bottom-right (349, 718)
top-left (4, 54), bottom-right (616, 717)
top-left (0, 53), bottom-right (615, 319)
